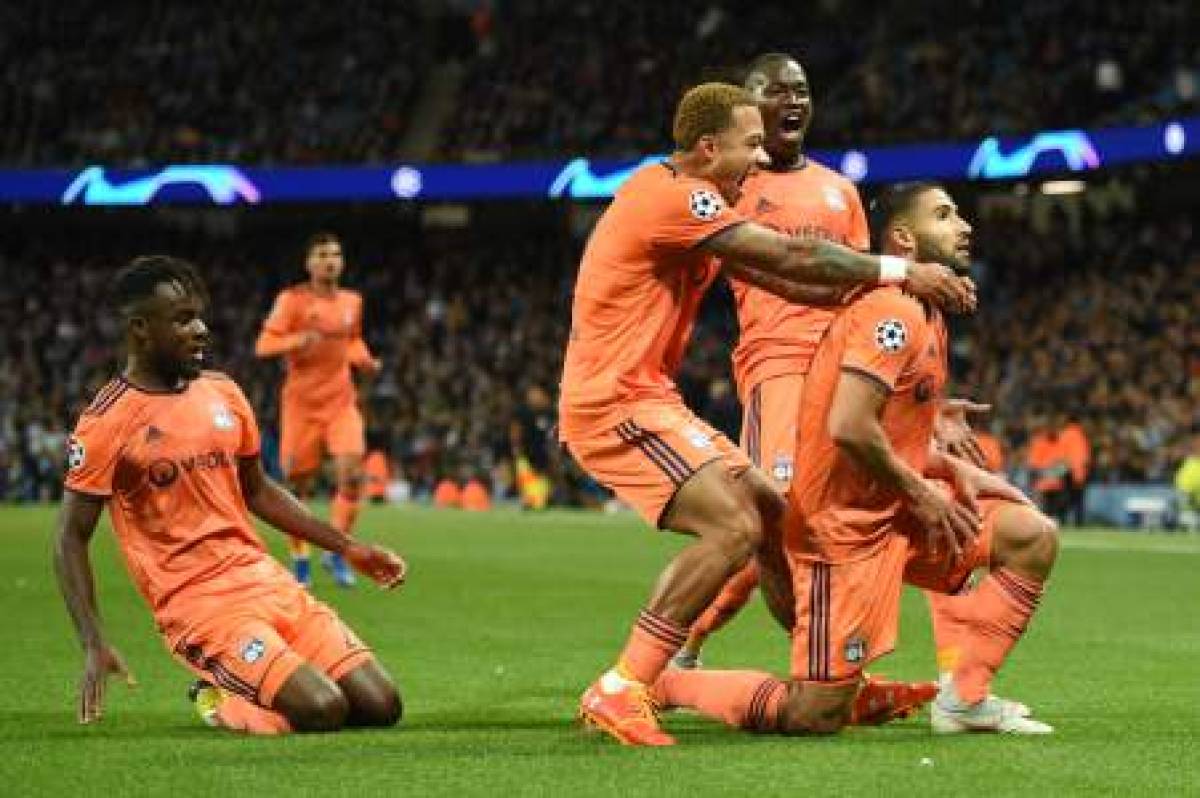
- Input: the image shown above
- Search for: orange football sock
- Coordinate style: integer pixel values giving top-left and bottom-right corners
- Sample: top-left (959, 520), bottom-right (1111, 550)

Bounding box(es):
top-left (215, 695), bottom-right (292, 735)
top-left (953, 569), bottom-right (1044, 704)
top-left (686, 562), bottom-right (761, 650)
top-left (925, 588), bottom-right (970, 675)
top-left (331, 490), bottom-right (361, 537)
top-left (616, 609), bottom-right (689, 684)
top-left (654, 668), bottom-right (787, 732)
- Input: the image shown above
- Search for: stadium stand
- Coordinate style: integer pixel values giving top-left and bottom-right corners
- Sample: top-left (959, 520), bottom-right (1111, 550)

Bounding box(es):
top-left (0, 0), bottom-right (430, 166)
top-left (0, 195), bottom-right (1194, 508)
top-left (1, 1), bottom-right (1195, 166)
top-left (443, 0), bottom-right (1199, 160)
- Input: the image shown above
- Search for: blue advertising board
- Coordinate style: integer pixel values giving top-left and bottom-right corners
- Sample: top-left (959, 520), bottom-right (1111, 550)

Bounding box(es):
top-left (0, 117), bottom-right (1194, 206)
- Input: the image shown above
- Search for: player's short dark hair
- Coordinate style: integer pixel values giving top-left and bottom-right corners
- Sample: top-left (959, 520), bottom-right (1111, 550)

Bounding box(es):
top-left (673, 82), bottom-right (758, 150)
top-left (742, 52), bottom-right (796, 88)
top-left (869, 182), bottom-right (943, 244)
top-left (110, 255), bottom-right (208, 315)
top-left (305, 230), bottom-right (341, 257)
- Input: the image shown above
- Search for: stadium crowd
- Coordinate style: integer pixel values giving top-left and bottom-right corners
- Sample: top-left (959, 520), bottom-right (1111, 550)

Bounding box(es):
top-left (0, 0), bottom-right (429, 167)
top-left (440, 0), bottom-right (1199, 159)
top-left (1, 1), bottom-right (1196, 166)
top-left (0, 202), bottom-right (1195, 508)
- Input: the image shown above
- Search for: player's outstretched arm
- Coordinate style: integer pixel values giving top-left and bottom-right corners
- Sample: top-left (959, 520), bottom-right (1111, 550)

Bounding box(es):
top-left (706, 223), bottom-right (976, 313)
top-left (54, 490), bottom-right (137, 724)
top-left (237, 455), bottom-right (406, 588)
top-left (828, 371), bottom-right (980, 556)
top-left (721, 260), bottom-right (847, 306)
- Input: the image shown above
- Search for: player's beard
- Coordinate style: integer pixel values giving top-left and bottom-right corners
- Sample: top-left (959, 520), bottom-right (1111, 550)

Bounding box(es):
top-left (152, 344), bottom-right (199, 385)
top-left (917, 236), bottom-right (971, 275)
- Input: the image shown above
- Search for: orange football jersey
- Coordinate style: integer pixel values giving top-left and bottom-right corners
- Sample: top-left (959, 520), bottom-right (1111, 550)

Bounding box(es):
top-left (729, 162), bottom-right (869, 397)
top-left (789, 287), bottom-right (948, 563)
top-left (559, 162), bottom-right (745, 436)
top-left (64, 372), bottom-right (292, 634)
top-left (256, 286), bottom-right (374, 416)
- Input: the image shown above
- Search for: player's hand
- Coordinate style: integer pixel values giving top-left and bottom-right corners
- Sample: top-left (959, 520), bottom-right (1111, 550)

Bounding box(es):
top-left (345, 542), bottom-right (407, 589)
top-left (935, 398), bottom-right (991, 468)
top-left (906, 261), bottom-right (976, 314)
top-left (908, 478), bottom-right (980, 561)
top-left (79, 643), bottom-right (136, 724)
top-left (946, 457), bottom-right (1035, 510)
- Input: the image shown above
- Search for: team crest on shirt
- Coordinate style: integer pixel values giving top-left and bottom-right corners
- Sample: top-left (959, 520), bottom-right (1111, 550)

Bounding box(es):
top-left (874, 319), bottom-right (908, 353)
top-left (67, 437), bottom-right (86, 471)
top-left (772, 453), bottom-right (794, 482)
top-left (822, 185), bottom-right (847, 212)
top-left (688, 188), bottom-right (723, 221)
top-left (845, 636), bottom-right (867, 664)
top-left (211, 402), bottom-right (235, 431)
top-left (241, 638), bottom-right (266, 664)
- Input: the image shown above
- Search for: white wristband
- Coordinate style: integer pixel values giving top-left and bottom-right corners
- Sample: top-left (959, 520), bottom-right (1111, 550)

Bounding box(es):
top-left (879, 255), bottom-right (908, 284)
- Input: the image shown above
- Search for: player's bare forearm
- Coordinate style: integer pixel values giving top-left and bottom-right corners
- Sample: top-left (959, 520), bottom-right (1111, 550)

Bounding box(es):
top-left (833, 411), bottom-right (927, 501)
top-left (239, 459), bottom-right (351, 554)
top-left (53, 492), bottom-right (107, 649)
top-left (828, 371), bottom-right (926, 502)
top-left (778, 237), bottom-right (883, 285)
top-left (723, 261), bottom-right (846, 306)
top-left (705, 224), bottom-right (881, 287)
top-left (254, 329), bottom-right (307, 358)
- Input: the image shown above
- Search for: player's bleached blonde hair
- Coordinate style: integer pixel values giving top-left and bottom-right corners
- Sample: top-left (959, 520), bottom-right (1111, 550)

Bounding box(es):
top-left (672, 82), bottom-right (757, 151)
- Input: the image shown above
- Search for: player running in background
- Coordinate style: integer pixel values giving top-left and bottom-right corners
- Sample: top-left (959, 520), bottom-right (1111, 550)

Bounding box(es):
top-left (55, 256), bottom-right (406, 734)
top-left (561, 83), bottom-right (975, 746)
top-left (255, 232), bottom-right (380, 587)
top-left (652, 183), bottom-right (1058, 736)
top-left (677, 56), bottom-right (1029, 717)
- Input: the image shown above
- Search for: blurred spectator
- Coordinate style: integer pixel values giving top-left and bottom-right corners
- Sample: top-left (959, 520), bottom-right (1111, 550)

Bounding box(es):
top-left (510, 384), bottom-right (554, 510)
top-left (1026, 412), bottom-right (1090, 525)
top-left (1175, 434), bottom-right (1200, 510)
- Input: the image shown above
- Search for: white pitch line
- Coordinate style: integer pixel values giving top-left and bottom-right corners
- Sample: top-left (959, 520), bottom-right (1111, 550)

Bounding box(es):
top-left (1059, 535), bottom-right (1200, 555)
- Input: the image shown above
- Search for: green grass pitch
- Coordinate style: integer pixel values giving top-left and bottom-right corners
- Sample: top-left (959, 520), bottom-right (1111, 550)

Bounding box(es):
top-left (2, 504), bottom-right (1197, 796)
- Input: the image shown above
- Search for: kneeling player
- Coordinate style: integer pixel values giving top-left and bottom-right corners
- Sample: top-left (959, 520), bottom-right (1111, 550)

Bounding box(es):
top-left (652, 183), bottom-right (1057, 735)
top-left (55, 256), bottom-right (406, 734)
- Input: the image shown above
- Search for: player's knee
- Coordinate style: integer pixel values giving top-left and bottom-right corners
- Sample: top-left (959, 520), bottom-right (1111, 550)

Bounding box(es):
top-left (996, 509), bottom-right (1059, 578)
top-left (289, 687), bottom-right (350, 732)
top-left (356, 684), bottom-right (403, 728)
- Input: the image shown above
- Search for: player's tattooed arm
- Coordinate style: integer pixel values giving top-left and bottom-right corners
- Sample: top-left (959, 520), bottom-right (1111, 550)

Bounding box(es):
top-left (705, 223), bottom-right (976, 312)
top-left (721, 260), bottom-right (847, 306)
top-left (237, 455), bottom-right (406, 588)
top-left (705, 223), bottom-right (880, 284)
top-left (54, 490), bottom-right (137, 723)
top-left (828, 371), bottom-right (980, 556)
